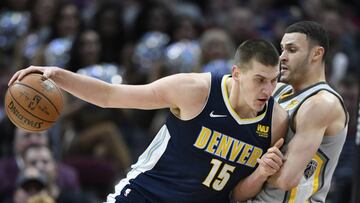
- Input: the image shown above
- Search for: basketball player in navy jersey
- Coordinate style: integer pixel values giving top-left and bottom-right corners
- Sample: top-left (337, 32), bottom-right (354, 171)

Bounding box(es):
top-left (233, 21), bottom-right (349, 203)
top-left (9, 39), bottom-right (288, 203)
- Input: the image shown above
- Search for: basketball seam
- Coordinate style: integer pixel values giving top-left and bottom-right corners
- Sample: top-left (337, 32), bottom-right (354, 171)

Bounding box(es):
top-left (14, 81), bottom-right (61, 115)
top-left (8, 87), bottom-right (56, 123)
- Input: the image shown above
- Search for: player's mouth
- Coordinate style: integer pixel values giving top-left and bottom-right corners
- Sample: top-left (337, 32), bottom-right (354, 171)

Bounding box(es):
top-left (280, 64), bottom-right (289, 71)
top-left (257, 98), bottom-right (268, 103)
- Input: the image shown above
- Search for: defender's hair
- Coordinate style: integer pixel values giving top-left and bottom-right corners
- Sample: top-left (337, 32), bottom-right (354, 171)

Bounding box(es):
top-left (285, 21), bottom-right (329, 61)
top-left (234, 39), bottom-right (279, 69)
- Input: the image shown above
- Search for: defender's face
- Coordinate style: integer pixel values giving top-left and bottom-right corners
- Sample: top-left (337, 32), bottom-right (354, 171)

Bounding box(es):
top-left (279, 33), bottom-right (311, 84)
top-left (239, 60), bottom-right (279, 112)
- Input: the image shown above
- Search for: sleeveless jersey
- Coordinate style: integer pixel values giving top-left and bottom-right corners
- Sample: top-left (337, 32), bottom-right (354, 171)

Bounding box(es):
top-left (250, 82), bottom-right (348, 203)
top-left (107, 74), bottom-right (275, 203)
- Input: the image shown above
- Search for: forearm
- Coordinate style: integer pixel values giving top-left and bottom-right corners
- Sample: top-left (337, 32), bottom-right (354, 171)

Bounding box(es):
top-left (232, 168), bottom-right (268, 202)
top-left (51, 68), bottom-right (112, 107)
top-left (267, 158), bottom-right (303, 190)
top-left (267, 137), bottom-right (320, 190)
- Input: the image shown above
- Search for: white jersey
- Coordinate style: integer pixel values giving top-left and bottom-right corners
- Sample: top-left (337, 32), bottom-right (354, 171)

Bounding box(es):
top-left (249, 82), bottom-right (348, 203)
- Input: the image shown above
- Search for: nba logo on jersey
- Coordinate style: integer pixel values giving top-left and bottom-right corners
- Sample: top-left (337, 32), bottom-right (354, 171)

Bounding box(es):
top-left (256, 124), bottom-right (269, 138)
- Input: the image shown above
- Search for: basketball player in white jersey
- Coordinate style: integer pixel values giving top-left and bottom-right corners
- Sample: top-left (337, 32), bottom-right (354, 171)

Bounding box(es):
top-left (232, 21), bottom-right (348, 203)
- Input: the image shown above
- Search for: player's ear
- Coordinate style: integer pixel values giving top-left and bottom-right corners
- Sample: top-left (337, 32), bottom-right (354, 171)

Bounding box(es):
top-left (232, 65), bottom-right (241, 80)
top-left (312, 46), bottom-right (324, 62)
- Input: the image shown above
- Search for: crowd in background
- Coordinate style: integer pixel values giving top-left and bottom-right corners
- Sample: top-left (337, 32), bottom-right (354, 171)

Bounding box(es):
top-left (0, 0), bottom-right (359, 202)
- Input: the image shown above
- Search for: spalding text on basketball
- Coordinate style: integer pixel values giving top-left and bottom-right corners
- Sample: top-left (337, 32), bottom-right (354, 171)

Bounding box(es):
top-left (8, 100), bottom-right (43, 129)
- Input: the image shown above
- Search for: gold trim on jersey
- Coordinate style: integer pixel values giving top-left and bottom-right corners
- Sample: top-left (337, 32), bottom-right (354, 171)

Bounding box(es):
top-left (284, 150), bottom-right (328, 203)
top-left (279, 90), bottom-right (294, 100)
top-left (221, 75), bottom-right (267, 125)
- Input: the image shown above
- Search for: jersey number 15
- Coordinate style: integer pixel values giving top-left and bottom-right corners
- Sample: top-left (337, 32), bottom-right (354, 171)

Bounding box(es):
top-left (202, 158), bottom-right (235, 191)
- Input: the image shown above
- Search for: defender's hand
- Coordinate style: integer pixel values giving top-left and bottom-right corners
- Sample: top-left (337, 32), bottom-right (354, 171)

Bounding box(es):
top-left (257, 138), bottom-right (285, 178)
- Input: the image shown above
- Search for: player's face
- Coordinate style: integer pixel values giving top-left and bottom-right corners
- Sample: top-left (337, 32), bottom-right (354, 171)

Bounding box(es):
top-left (279, 33), bottom-right (312, 85)
top-left (239, 60), bottom-right (279, 112)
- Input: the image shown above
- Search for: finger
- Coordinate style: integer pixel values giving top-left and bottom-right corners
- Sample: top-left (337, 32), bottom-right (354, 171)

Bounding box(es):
top-left (267, 147), bottom-right (285, 160)
top-left (266, 153), bottom-right (283, 166)
top-left (273, 138), bottom-right (284, 149)
top-left (257, 158), bottom-right (278, 174)
top-left (262, 157), bottom-right (281, 171)
top-left (8, 70), bottom-right (22, 86)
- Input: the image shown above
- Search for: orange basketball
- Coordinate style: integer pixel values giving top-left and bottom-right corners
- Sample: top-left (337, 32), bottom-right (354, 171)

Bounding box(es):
top-left (4, 73), bottom-right (63, 132)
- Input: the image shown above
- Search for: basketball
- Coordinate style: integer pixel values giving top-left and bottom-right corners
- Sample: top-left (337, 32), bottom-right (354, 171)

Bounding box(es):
top-left (4, 73), bottom-right (63, 132)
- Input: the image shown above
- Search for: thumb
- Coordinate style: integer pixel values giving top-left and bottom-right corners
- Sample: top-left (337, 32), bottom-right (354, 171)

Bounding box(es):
top-left (273, 138), bottom-right (284, 149)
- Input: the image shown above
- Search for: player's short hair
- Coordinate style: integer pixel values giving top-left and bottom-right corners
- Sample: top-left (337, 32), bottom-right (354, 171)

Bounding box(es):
top-left (285, 21), bottom-right (329, 61)
top-left (234, 39), bottom-right (279, 70)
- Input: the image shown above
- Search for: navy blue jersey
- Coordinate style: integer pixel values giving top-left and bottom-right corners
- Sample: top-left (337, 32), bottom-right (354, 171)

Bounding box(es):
top-left (107, 74), bottom-right (274, 203)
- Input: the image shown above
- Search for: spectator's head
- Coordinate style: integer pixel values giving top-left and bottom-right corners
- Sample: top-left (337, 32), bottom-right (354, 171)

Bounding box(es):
top-left (226, 7), bottom-right (258, 45)
top-left (94, 2), bottom-right (124, 40)
top-left (133, 1), bottom-right (172, 41)
top-left (14, 128), bottom-right (48, 156)
top-left (170, 14), bottom-right (201, 42)
top-left (14, 167), bottom-right (49, 203)
top-left (68, 30), bottom-right (102, 71)
top-left (52, 1), bottom-right (80, 39)
top-left (200, 28), bottom-right (234, 64)
top-left (28, 0), bottom-right (57, 31)
top-left (23, 145), bottom-right (57, 183)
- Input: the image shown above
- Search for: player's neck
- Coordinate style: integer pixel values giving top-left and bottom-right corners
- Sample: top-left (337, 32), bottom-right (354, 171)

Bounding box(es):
top-left (292, 65), bottom-right (326, 93)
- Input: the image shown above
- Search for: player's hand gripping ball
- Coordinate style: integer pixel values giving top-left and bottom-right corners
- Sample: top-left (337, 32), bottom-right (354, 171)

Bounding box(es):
top-left (4, 73), bottom-right (63, 131)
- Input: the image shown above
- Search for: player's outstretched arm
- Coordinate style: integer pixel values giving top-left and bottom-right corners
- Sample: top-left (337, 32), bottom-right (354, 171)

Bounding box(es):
top-left (8, 66), bottom-right (211, 119)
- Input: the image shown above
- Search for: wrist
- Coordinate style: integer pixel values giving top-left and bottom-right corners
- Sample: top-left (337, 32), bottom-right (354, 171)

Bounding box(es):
top-left (254, 167), bottom-right (269, 182)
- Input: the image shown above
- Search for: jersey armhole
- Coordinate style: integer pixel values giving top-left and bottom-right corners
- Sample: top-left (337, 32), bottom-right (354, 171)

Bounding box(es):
top-left (169, 73), bottom-right (213, 121)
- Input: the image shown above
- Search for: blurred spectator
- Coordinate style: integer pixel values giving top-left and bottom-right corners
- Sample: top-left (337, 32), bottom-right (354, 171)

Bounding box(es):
top-left (201, 0), bottom-right (238, 28)
top-left (321, 8), bottom-right (358, 86)
top-left (132, 0), bottom-right (172, 42)
top-left (33, 1), bottom-right (81, 67)
top-left (12, 0), bottom-right (58, 71)
top-left (23, 144), bottom-right (92, 203)
top-left (6, 167), bottom-right (51, 203)
top-left (27, 194), bottom-right (55, 203)
top-left (199, 28), bottom-right (234, 76)
top-left (170, 14), bottom-right (201, 42)
top-left (93, 2), bottom-right (125, 63)
top-left (330, 74), bottom-right (359, 203)
top-left (164, 40), bottom-right (201, 74)
top-left (225, 7), bottom-right (259, 46)
top-left (63, 121), bottom-right (131, 199)
top-left (0, 128), bottom-right (79, 202)
top-left (0, 0), bottom-right (29, 69)
top-left (132, 31), bottom-right (170, 81)
top-left (298, 0), bottom-right (324, 21)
